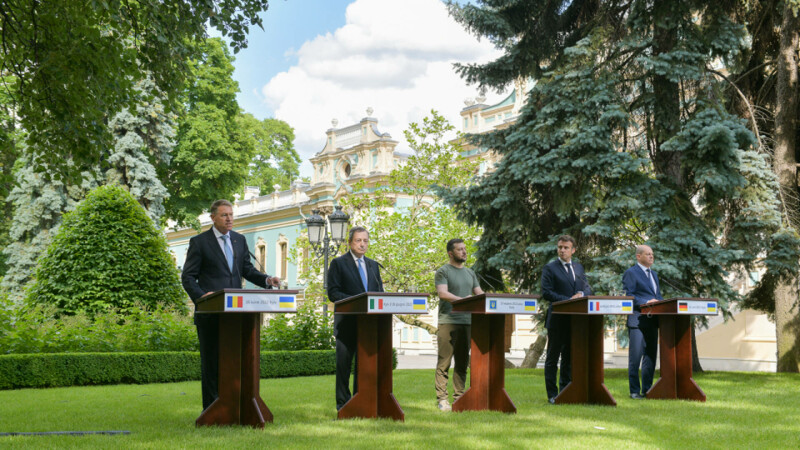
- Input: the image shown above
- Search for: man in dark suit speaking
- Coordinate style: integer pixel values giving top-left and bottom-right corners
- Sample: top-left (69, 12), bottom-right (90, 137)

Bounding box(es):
top-left (541, 235), bottom-right (592, 404)
top-left (622, 244), bottom-right (663, 399)
top-left (327, 226), bottom-right (384, 411)
top-left (181, 199), bottom-right (280, 411)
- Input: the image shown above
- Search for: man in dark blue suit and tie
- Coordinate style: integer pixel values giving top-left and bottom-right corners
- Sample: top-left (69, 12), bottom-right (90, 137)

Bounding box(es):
top-left (327, 226), bottom-right (384, 410)
top-left (181, 199), bottom-right (281, 411)
top-left (622, 244), bottom-right (663, 399)
top-left (541, 235), bottom-right (592, 404)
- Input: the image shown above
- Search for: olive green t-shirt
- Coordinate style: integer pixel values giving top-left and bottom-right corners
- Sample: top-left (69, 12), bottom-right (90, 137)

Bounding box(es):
top-left (435, 264), bottom-right (480, 325)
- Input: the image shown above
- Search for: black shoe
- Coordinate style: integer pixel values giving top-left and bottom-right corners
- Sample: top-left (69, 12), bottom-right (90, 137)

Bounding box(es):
top-left (630, 393), bottom-right (645, 400)
top-left (548, 397), bottom-right (556, 404)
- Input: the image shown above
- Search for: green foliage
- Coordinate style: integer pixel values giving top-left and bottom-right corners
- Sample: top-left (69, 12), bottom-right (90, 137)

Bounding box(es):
top-left (163, 38), bottom-right (253, 228)
top-left (26, 185), bottom-right (187, 315)
top-left (238, 114), bottom-right (301, 194)
top-left (0, 158), bottom-right (93, 299)
top-left (0, 76), bottom-right (19, 278)
top-left (0, 0), bottom-right (270, 182)
top-left (0, 299), bottom-right (195, 354)
top-left (261, 299), bottom-right (335, 351)
top-left (0, 352), bottom-right (200, 389)
top-left (338, 111), bottom-right (485, 314)
top-left (106, 78), bottom-right (175, 221)
top-left (442, 1), bottom-right (797, 329)
top-left (0, 350), bottom-right (336, 390)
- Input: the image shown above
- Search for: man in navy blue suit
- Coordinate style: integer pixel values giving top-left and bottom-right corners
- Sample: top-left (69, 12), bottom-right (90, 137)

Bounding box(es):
top-left (181, 199), bottom-right (281, 410)
top-left (327, 226), bottom-right (384, 411)
top-left (622, 244), bottom-right (663, 399)
top-left (541, 235), bottom-right (592, 404)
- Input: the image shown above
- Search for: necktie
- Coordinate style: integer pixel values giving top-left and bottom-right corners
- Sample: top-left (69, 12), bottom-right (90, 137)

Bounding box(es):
top-left (358, 258), bottom-right (368, 292)
top-left (221, 234), bottom-right (233, 272)
top-left (646, 269), bottom-right (657, 293)
top-left (565, 262), bottom-right (574, 281)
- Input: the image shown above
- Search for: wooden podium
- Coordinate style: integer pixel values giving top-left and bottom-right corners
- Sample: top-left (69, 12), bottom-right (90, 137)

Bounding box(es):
top-left (552, 296), bottom-right (634, 406)
top-left (640, 297), bottom-right (718, 401)
top-left (194, 288), bottom-right (299, 427)
top-left (334, 292), bottom-right (429, 421)
top-left (451, 293), bottom-right (539, 413)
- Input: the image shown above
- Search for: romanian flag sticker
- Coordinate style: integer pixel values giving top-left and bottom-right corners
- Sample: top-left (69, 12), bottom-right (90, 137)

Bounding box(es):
top-left (227, 295), bottom-right (243, 308)
top-left (707, 302), bottom-right (717, 313)
top-left (678, 302), bottom-right (688, 312)
top-left (279, 296), bottom-right (295, 308)
top-left (412, 299), bottom-right (426, 310)
top-left (370, 298), bottom-right (384, 310)
top-left (524, 301), bottom-right (536, 311)
top-left (621, 301), bottom-right (633, 312)
top-left (489, 300), bottom-right (497, 310)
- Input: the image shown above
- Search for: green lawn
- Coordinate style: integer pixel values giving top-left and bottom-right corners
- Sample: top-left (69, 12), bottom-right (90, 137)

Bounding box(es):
top-left (0, 369), bottom-right (797, 448)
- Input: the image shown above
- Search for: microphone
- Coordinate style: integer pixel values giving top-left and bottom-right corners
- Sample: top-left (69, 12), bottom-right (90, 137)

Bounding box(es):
top-left (371, 260), bottom-right (386, 292)
top-left (248, 250), bottom-right (275, 290)
top-left (657, 274), bottom-right (692, 296)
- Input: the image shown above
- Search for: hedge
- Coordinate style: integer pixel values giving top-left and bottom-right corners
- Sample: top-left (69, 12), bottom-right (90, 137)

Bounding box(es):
top-left (0, 349), bottom-right (398, 390)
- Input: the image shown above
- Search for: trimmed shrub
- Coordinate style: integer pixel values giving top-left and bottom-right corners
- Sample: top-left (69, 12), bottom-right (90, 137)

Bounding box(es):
top-left (27, 184), bottom-right (187, 315)
top-left (0, 350), bottom-right (338, 390)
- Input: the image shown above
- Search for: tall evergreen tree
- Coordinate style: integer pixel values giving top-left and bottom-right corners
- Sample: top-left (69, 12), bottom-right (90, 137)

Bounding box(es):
top-left (443, 0), bottom-right (800, 368)
top-left (0, 161), bottom-right (96, 299)
top-left (106, 78), bottom-right (175, 221)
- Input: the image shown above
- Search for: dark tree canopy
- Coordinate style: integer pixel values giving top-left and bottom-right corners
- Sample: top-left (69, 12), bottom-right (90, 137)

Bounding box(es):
top-left (0, 0), bottom-right (270, 181)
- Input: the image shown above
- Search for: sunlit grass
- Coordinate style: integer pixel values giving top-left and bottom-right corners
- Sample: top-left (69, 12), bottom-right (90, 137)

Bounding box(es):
top-left (1, 369), bottom-right (797, 448)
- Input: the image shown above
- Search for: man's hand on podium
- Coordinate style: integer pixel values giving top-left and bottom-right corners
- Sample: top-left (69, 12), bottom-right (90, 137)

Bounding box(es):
top-left (267, 276), bottom-right (281, 287)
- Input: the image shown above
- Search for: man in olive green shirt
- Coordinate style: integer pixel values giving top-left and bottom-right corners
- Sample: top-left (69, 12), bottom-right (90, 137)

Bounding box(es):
top-left (434, 238), bottom-right (484, 411)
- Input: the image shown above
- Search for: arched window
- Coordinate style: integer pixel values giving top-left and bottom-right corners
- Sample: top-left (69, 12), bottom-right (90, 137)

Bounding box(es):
top-left (255, 238), bottom-right (267, 273)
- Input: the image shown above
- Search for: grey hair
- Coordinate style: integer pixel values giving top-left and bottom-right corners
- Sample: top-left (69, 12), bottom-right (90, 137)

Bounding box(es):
top-left (210, 199), bottom-right (233, 215)
top-left (348, 226), bottom-right (369, 243)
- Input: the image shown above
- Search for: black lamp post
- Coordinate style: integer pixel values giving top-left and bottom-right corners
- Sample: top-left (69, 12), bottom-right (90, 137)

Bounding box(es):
top-left (305, 206), bottom-right (350, 317)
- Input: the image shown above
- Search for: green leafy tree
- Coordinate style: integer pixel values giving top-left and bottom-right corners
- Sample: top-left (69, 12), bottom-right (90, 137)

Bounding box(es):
top-left (337, 110), bottom-right (485, 334)
top-left (27, 185), bottom-right (186, 315)
top-left (444, 0), bottom-right (800, 370)
top-left (238, 114), bottom-right (301, 194)
top-left (163, 38), bottom-right (252, 228)
top-left (0, 0), bottom-right (270, 182)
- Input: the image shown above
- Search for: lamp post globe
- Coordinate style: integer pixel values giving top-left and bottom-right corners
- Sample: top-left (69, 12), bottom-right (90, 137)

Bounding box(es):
top-left (328, 205), bottom-right (350, 244)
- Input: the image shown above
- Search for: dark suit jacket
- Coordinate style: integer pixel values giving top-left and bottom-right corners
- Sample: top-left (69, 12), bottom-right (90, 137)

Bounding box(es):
top-left (327, 252), bottom-right (384, 302)
top-left (542, 258), bottom-right (592, 329)
top-left (181, 228), bottom-right (271, 324)
top-left (622, 264), bottom-right (663, 328)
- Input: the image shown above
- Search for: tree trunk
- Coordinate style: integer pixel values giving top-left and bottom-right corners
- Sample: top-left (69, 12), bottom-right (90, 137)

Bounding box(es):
top-left (773, 3), bottom-right (800, 373)
top-left (651, 1), bottom-right (683, 188)
top-left (691, 322), bottom-right (703, 373)
top-left (396, 314), bottom-right (437, 335)
top-left (520, 334), bottom-right (547, 368)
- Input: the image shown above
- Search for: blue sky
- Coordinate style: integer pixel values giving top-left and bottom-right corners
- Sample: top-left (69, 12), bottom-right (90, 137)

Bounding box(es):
top-left (214, 0), bottom-right (503, 178)
top-left (230, 0), bottom-right (353, 120)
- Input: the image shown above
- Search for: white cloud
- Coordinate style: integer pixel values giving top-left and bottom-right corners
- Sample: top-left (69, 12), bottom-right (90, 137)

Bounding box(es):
top-left (261, 0), bottom-right (505, 176)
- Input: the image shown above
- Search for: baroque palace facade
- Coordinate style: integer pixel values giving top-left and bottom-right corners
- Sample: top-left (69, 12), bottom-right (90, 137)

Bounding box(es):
top-left (167, 87), bottom-right (778, 371)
